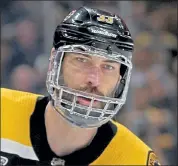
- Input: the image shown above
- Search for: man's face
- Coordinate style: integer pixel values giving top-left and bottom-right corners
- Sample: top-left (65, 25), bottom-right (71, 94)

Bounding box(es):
top-left (61, 52), bottom-right (121, 108)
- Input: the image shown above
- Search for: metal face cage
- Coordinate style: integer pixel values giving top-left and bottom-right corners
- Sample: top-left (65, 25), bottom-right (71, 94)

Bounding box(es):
top-left (46, 45), bottom-right (132, 128)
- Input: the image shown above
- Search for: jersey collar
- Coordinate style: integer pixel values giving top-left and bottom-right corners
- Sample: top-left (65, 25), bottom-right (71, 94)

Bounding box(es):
top-left (30, 96), bottom-right (117, 165)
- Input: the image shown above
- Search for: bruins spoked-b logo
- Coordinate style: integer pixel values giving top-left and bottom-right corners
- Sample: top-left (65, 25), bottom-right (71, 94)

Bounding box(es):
top-left (147, 151), bottom-right (161, 166)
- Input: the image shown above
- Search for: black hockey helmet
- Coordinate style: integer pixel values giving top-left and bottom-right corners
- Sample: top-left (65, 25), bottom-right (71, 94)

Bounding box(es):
top-left (47, 7), bottom-right (134, 128)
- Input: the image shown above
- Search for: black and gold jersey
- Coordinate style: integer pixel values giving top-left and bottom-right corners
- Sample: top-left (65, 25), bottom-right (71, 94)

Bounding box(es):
top-left (1, 88), bottom-right (161, 165)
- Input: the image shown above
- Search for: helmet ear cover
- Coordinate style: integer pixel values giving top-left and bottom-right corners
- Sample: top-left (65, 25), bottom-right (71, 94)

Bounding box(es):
top-left (115, 64), bottom-right (127, 98)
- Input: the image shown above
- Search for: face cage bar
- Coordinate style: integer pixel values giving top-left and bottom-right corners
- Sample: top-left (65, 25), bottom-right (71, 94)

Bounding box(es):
top-left (51, 85), bottom-right (124, 121)
top-left (46, 44), bottom-right (132, 124)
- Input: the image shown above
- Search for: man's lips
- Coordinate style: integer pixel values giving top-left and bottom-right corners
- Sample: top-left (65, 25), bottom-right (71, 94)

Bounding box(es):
top-left (77, 96), bottom-right (98, 106)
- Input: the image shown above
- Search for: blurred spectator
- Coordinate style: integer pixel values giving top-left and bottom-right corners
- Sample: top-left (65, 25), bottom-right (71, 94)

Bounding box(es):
top-left (1, 39), bottom-right (13, 87)
top-left (146, 2), bottom-right (177, 35)
top-left (146, 70), bottom-right (176, 111)
top-left (9, 19), bottom-right (42, 69)
top-left (121, 83), bottom-right (176, 165)
top-left (131, 1), bottom-right (149, 34)
top-left (131, 31), bottom-right (163, 88)
top-left (1, 1), bottom-right (29, 25)
top-left (33, 54), bottom-right (49, 95)
top-left (9, 64), bottom-right (41, 93)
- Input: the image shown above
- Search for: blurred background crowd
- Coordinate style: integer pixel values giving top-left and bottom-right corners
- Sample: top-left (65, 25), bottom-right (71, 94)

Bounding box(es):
top-left (1, 1), bottom-right (177, 165)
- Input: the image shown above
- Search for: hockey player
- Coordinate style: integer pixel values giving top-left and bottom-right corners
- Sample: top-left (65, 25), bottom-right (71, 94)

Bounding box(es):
top-left (1, 6), bottom-right (160, 165)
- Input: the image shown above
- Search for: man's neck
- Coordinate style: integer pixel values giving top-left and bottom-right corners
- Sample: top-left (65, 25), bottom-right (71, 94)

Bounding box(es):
top-left (44, 102), bottom-right (97, 157)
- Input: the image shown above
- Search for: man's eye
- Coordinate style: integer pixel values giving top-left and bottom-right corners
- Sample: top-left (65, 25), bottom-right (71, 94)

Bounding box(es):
top-left (103, 64), bottom-right (115, 70)
top-left (76, 57), bottom-right (88, 63)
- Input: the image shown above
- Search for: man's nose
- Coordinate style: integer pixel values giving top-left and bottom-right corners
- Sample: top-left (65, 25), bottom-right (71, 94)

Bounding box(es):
top-left (86, 67), bottom-right (101, 87)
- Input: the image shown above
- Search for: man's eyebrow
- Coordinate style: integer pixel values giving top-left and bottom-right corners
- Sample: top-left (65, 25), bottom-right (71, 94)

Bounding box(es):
top-left (75, 53), bottom-right (92, 59)
top-left (103, 59), bottom-right (118, 64)
top-left (73, 53), bottom-right (118, 64)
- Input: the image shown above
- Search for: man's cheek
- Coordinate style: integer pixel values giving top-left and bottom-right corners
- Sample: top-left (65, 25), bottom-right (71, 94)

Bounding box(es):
top-left (67, 76), bottom-right (83, 89)
top-left (100, 82), bottom-right (114, 95)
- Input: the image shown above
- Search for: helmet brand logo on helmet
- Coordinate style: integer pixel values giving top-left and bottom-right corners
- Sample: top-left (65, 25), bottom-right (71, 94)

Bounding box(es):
top-left (88, 27), bottom-right (117, 38)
